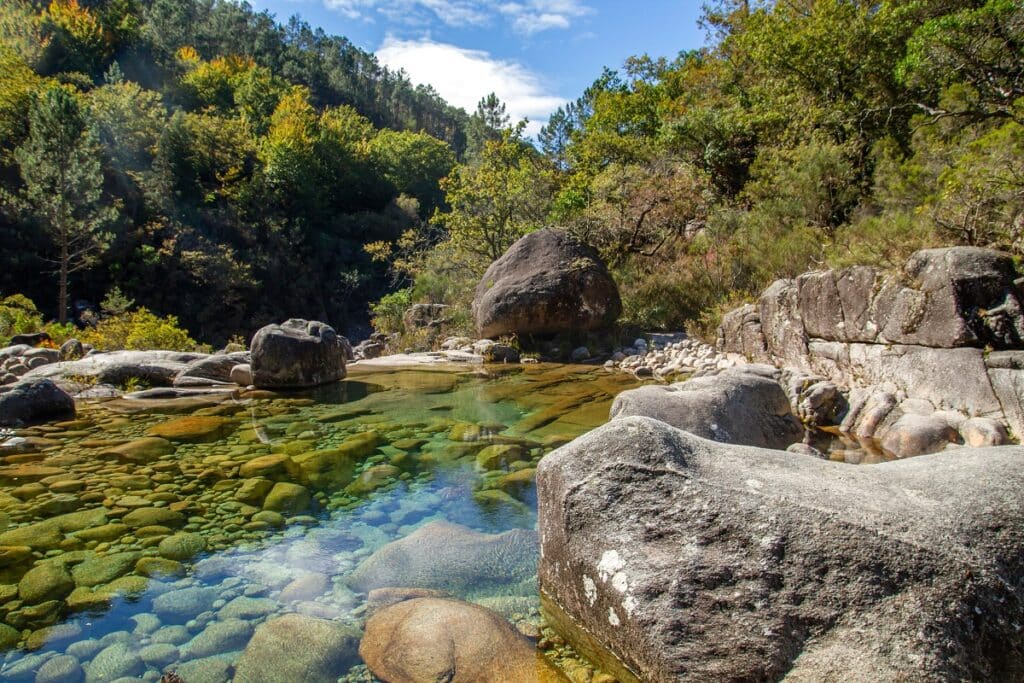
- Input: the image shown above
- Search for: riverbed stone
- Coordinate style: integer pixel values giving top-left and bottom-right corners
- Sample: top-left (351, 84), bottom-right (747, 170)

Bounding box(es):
top-left (152, 586), bottom-right (220, 621)
top-left (279, 573), bottom-right (329, 603)
top-left (146, 416), bottom-right (236, 443)
top-left (181, 618), bottom-right (253, 659)
top-left (135, 556), bottom-right (185, 578)
top-left (537, 415), bottom-right (1024, 682)
top-left (250, 319), bottom-right (348, 389)
top-left (879, 413), bottom-right (959, 458)
top-left (262, 482), bottom-right (311, 513)
top-left (35, 654), bottom-right (83, 683)
top-left (234, 614), bottom-right (359, 683)
top-left (122, 507), bottom-right (185, 528)
top-left (171, 654), bottom-right (234, 683)
top-left (235, 478), bottom-right (274, 505)
top-left (138, 642), bottom-right (179, 667)
top-left (71, 551), bottom-right (140, 587)
top-left (85, 642), bottom-right (144, 682)
top-left (98, 437), bottom-right (174, 464)
top-left (219, 596), bottom-right (277, 620)
top-left (157, 532), bottom-right (207, 561)
top-left (19, 561), bottom-right (74, 604)
top-left (360, 597), bottom-right (566, 683)
top-left (347, 520), bottom-right (538, 594)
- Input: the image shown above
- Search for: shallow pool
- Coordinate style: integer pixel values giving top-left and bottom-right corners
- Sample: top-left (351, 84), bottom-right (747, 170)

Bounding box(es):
top-left (0, 363), bottom-right (640, 682)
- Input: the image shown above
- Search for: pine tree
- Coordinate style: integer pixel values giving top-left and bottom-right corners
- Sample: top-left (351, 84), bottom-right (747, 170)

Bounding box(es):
top-left (14, 86), bottom-right (116, 323)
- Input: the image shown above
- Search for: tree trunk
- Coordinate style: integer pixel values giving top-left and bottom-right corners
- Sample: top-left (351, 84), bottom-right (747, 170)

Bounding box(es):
top-left (58, 239), bottom-right (68, 325)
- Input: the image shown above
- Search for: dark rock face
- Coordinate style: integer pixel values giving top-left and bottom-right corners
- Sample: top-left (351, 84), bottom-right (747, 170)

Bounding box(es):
top-left (472, 228), bottom-right (621, 339)
top-left (609, 365), bottom-right (802, 449)
top-left (0, 378), bottom-right (75, 426)
top-left (250, 319), bottom-right (347, 389)
top-left (360, 598), bottom-right (568, 683)
top-left (537, 416), bottom-right (1024, 682)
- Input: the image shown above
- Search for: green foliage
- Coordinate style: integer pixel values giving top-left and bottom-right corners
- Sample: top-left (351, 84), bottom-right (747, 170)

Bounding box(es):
top-left (80, 307), bottom-right (197, 351)
top-left (369, 288), bottom-right (412, 336)
top-left (100, 286), bottom-right (134, 315)
top-left (436, 127), bottom-right (556, 261)
top-left (0, 294), bottom-right (44, 345)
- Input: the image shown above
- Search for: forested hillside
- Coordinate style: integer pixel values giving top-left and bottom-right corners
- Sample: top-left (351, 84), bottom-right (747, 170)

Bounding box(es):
top-left (2, 0), bottom-right (1021, 350)
top-left (392, 0), bottom-right (1023, 342)
top-left (0, 0), bottom-right (467, 343)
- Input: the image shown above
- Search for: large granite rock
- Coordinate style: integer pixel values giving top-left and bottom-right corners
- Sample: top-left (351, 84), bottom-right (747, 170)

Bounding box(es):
top-left (0, 378), bottom-right (75, 426)
top-left (250, 319), bottom-right (348, 388)
top-left (173, 351), bottom-right (250, 386)
top-left (537, 416), bottom-right (1024, 682)
top-left (23, 350), bottom-right (205, 387)
top-left (472, 228), bottom-right (621, 339)
top-left (346, 520), bottom-right (538, 594)
top-left (609, 365), bottom-right (802, 449)
top-left (234, 613), bottom-right (360, 683)
top-left (360, 597), bottom-right (567, 683)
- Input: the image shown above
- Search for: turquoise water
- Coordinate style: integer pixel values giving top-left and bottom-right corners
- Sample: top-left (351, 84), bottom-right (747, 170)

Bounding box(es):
top-left (0, 363), bottom-right (639, 681)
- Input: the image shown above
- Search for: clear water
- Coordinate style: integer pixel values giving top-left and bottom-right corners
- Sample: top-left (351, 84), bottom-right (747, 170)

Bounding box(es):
top-left (0, 363), bottom-right (640, 682)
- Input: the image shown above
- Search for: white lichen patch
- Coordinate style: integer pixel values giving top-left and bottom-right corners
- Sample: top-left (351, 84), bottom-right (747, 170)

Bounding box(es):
top-left (745, 478), bottom-right (763, 490)
top-left (583, 575), bottom-right (597, 606)
top-left (623, 595), bottom-right (638, 617)
top-left (597, 549), bottom-right (625, 582)
top-left (611, 571), bottom-right (629, 593)
top-left (608, 607), bottom-right (621, 626)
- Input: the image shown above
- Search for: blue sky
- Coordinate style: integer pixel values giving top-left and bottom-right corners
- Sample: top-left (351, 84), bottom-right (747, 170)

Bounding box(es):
top-left (247, 0), bottom-right (707, 135)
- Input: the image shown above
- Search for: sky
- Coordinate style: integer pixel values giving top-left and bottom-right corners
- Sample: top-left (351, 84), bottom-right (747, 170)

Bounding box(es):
top-left (247, 0), bottom-right (708, 136)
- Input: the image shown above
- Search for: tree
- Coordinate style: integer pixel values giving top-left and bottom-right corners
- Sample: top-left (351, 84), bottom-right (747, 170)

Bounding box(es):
top-left (13, 86), bottom-right (116, 323)
top-left (369, 129), bottom-right (456, 216)
top-left (466, 93), bottom-right (510, 161)
top-left (436, 126), bottom-right (556, 262)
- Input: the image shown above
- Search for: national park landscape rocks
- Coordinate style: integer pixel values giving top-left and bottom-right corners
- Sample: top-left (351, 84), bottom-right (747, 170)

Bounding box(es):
top-left (250, 319), bottom-right (349, 389)
top-left (537, 416), bottom-right (1024, 682)
top-left (718, 246), bottom-right (1024, 455)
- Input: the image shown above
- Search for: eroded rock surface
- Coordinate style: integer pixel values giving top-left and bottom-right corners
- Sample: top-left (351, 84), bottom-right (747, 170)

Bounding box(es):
top-left (538, 416), bottom-right (1024, 682)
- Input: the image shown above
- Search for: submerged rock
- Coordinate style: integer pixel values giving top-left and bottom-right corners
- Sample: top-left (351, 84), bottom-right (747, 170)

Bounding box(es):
top-left (347, 520), bottom-right (538, 594)
top-left (537, 416), bottom-right (1024, 682)
top-left (233, 613), bottom-right (360, 683)
top-left (360, 597), bottom-right (566, 683)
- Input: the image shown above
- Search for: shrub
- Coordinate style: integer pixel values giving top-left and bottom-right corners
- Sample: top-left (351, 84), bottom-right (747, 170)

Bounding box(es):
top-left (80, 308), bottom-right (198, 351)
top-left (0, 294), bottom-right (44, 345)
top-left (369, 288), bottom-right (412, 336)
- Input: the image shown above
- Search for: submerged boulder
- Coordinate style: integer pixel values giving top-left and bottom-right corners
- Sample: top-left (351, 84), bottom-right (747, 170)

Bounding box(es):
top-left (234, 613), bottom-right (360, 683)
top-left (346, 520), bottom-right (538, 594)
top-left (537, 416), bottom-right (1024, 682)
top-left (0, 378), bottom-right (75, 427)
top-left (472, 228), bottom-right (620, 339)
top-left (250, 319), bottom-right (348, 388)
top-left (360, 597), bottom-right (566, 683)
top-left (609, 365), bottom-right (802, 449)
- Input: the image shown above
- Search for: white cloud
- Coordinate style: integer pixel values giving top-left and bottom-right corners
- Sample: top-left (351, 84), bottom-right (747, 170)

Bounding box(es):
top-left (325, 0), bottom-right (591, 34)
top-left (499, 0), bottom-right (591, 35)
top-left (376, 36), bottom-right (567, 137)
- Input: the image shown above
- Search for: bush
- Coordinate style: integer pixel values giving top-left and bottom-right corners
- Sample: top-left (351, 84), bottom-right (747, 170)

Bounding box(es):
top-left (369, 288), bottom-right (412, 336)
top-left (0, 294), bottom-right (43, 345)
top-left (80, 308), bottom-right (198, 352)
